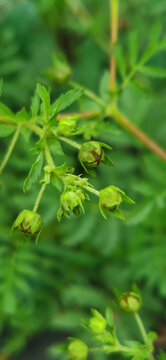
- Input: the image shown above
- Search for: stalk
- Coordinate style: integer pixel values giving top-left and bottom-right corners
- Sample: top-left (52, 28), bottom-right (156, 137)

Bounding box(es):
top-left (0, 125), bottom-right (21, 175)
top-left (110, 0), bottom-right (119, 91)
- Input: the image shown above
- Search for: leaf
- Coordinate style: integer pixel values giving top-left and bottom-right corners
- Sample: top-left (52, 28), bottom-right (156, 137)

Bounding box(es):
top-left (51, 89), bottom-right (82, 117)
top-left (31, 90), bottom-right (40, 118)
top-left (0, 102), bottom-right (14, 117)
top-left (0, 78), bottom-right (3, 96)
top-left (0, 124), bottom-right (16, 137)
top-left (139, 65), bottom-right (166, 78)
top-left (128, 31), bottom-right (139, 68)
top-left (115, 44), bottom-right (127, 80)
top-left (23, 153), bottom-right (43, 192)
top-left (51, 176), bottom-right (63, 192)
top-left (36, 83), bottom-right (50, 121)
top-left (105, 308), bottom-right (114, 327)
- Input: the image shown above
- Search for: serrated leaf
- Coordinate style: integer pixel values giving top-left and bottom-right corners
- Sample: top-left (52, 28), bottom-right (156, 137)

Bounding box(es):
top-left (51, 89), bottom-right (82, 117)
top-left (139, 65), bottom-right (166, 78)
top-left (0, 124), bottom-right (16, 137)
top-left (23, 153), bottom-right (43, 192)
top-left (36, 83), bottom-right (50, 121)
top-left (0, 102), bottom-right (14, 117)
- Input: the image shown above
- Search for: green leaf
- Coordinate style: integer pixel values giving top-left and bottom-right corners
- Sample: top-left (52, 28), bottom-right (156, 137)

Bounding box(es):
top-left (0, 78), bottom-right (3, 97)
top-left (31, 90), bottom-right (40, 118)
top-left (115, 44), bottom-right (127, 80)
top-left (139, 65), bottom-right (166, 78)
top-left (23, 153), bottom-right (43, 192)
top-left (51, 89), bottom-right (82, 117)
top-left (36, 83), bottom-right (50, 121)
top-left (128, 31), bottom-right (139, 68)
top-left (51, 176), bottom-right (63, 192)
top-left (105, 308), bottom-right (114, 327)
top-left (0, 102), bottom-right (14, 117)
top-left (0, 124), bottom-right (16, 137)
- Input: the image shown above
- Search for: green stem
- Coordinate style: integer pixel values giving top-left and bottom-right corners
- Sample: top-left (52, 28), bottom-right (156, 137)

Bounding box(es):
top-left (134, 313), bottom-right (147, 343)
top-left (69, 80), bottom-right (105, 107)
top-left (84, 185), bottom-right (99, 197)
top-left (58, 136), bottom-right (81, 150)
top-left (0, 125), bottom-right (21, 175)
top-left (26, 123), bottom-right (43, 137)
top-left (44, 141), bottom-right (55, 168)
top-left (33, 182), bottom-right (47, 213)
top-left (134, 313), bottom-right (155, 360)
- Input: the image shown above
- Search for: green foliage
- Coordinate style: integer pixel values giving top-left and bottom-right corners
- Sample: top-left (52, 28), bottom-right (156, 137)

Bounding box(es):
top-left (0, 0), bottom-right (166, 359)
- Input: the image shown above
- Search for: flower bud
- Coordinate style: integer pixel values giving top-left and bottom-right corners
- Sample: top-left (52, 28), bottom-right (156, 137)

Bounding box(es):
top-left (57, 189), bottom-right (85, 221)
top-left (67, 340), bottom-right (88, 360)
top-left (12, 210), bottom-right (43, 239)
top-left (58, 115), bottom-right (80, 136)
top-left (43, 55), bottom-right (72, 85)
top-left (89, 315), bottom-right (107, 334)
top-left (119, 292), bottom-right (141, 314)
top-left (78, 141), bottom-right (104, 169)
top-left (99, 186), bottom-right (122, 212)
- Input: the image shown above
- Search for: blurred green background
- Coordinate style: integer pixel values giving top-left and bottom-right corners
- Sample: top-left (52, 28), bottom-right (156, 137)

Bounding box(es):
top-left (0, 0), bottom-right (166, 359)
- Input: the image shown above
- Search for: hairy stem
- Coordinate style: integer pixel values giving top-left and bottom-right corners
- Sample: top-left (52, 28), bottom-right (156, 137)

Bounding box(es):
top-left (110, 0), bottom-right (119, 91)
top-left (44, 141), bottom-right (55, 168)
top-left (58, 136), bottom-right (81, 150)
top-left (112, 109), bottom-right (166, 162)
top-left (0, 125), bottom-right (21, 175)
top-left (57, 110), bottom-right (100, 120)
top-left (134, 313), bottom-right (155, 360)
top-left (33, 182), bottom-right (47, 213)
top-left (69, 80), bottom-right (105, 106)
top-left (84, 185), bottom-right (99, 197)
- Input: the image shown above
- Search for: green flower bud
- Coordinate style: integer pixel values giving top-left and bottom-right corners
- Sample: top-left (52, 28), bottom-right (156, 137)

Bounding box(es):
top-left (99, 186), bottom-right (122, 212)
top-left (12, 210), bottom-right (43, 240)
top-left (57, 189), bottom-right (85, 221)
top-left (58, 115), bottom-right (80, 136)
top-left (67, 340), bottom-right (88, 360)
top-left (119, 292), bottom-right (142, 314)
top-left (89, 315), bottom-right (107, 334)
top-left (43, 55), bottom-right (72, 85)
top-left (78, 141), bottom-right (104, 169)
top-left (99, 185), bottom-right (135, 220)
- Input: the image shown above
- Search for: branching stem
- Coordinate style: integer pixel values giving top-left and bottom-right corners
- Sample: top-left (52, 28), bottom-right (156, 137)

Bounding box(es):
top-left (112, 109), bottom-right (166, 162)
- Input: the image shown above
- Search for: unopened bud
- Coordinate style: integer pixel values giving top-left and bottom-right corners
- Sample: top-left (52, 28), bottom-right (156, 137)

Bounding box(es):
top-left (78, 141), bottom-right (104, 169)
top-left (119, 292), bottom-right (141, 314)
top-left (67, 340), bottom-right (88, 360)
